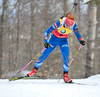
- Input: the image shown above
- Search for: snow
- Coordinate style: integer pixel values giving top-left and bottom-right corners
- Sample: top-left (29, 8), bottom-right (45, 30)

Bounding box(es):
top-left (0, 74), bottom-right (100, 97)
top-left (83, 0), bottom-right (90, 4)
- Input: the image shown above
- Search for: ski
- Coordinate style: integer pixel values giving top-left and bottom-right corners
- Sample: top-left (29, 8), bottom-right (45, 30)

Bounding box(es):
top-left (8, 76), bottom-right (40, 82)
top-left (67, 82), bottom-right (97, 86)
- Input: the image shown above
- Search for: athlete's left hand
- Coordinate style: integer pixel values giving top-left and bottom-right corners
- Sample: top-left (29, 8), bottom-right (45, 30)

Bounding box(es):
top-left (80, 40), bottom-right (85, 46)
top-left (44, 42), bottom-right (50, 48)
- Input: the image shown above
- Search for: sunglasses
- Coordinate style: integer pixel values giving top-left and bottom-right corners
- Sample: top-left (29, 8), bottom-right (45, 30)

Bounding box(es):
top-left (65, 22), bottom-right (70, 27)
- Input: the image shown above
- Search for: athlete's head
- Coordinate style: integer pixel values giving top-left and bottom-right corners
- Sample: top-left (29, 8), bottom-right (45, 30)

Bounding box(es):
top-left (65, 13), bottom-right (75, 27)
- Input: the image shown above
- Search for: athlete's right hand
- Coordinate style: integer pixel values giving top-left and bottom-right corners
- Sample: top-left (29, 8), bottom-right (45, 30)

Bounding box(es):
top-left (80, 40), bottom-right (85, 46)
top-left (44, 42), bottom-right (50, 48)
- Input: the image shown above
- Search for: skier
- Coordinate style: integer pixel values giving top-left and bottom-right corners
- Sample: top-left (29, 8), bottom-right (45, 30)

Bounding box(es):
top-left (26, 13), bottom-right (85, 83)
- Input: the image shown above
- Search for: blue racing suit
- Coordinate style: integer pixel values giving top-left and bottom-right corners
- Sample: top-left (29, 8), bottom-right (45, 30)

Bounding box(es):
top-left (34, 17), bottom-right (82, 72)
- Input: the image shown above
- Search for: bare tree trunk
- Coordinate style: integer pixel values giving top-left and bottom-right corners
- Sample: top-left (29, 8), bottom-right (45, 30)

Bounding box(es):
top-left (85, 3), bottom-right (97, 78)
top-left (0, 0), bottom-right (7, 78)
top-left (30, 0), bottom-right (34, 69)
top-left (78, 0), bottom-right (81, 31)
top-left (63, 0), bottom-right (68, 14)
top-left (0, 16), bottom-right (3, 78)
top-left (96, 5), bottom-right (100, 74)
top-left (15, 0), bottom-right (20, 71)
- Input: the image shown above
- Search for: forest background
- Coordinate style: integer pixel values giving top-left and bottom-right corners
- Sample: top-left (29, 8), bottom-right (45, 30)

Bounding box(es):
top-left (0, 0), bottom-right (100, 79)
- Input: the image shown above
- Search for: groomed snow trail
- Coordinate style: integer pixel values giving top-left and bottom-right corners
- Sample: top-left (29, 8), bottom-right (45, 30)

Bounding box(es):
top-left (0, 75), bottom-right (100, 97)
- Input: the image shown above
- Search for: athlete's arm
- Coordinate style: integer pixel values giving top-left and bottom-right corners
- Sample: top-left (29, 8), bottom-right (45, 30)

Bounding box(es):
top-left (44, 20), bottom-right (60, 43)
top-left (73, 23), bottom-right (82, 42)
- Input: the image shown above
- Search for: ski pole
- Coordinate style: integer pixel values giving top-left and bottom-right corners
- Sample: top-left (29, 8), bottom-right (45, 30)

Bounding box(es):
top-left (70, 3), bottom-right (78, 14)
top-left (61, 3), bottom-right (78, 19)
top-left (57, 45), bottom-right (82, 82)
top-left (68, 45), bottom-right (82, 66)
top-left (9, 48), bottom-right (46, 81)
top-left (64, 3), bottom-right (78, 17)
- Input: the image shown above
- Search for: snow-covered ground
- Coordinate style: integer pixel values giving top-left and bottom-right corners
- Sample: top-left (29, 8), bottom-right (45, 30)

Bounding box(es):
top-left (0, 74), bottom-right (100, 97)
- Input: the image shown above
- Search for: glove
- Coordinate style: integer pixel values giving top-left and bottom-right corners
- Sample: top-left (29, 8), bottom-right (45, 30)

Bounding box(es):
top-left (80, 40), bottom-right (85, 46)
top-left (44, 42), bottom-right (50, 48)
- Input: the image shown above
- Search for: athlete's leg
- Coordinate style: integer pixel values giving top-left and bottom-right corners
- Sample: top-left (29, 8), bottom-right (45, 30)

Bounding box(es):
top-left (34, 46), bottom-right (56, 68)
top-left (35, 35), bottom-right (57, 68)
top-left (27, 35), bottom-right (57, 77)
top-left (59, 40), bottom-right (72, 83)
top-left (59, 39), bottom-right (69, 72)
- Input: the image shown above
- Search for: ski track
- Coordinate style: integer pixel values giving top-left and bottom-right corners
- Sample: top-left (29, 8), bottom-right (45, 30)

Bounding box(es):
top-left (0, 75), bottom-right (100, 97)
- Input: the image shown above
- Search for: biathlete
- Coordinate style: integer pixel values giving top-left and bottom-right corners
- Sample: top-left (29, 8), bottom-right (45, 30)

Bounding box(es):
top-left (26, 13), bottom-right (85, 83)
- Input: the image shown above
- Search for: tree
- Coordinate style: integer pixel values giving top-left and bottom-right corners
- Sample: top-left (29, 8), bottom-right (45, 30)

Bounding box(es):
top-left (15, 0), bottom-right (20, 71)
top-left (84, 0), bottom-right (100, 5)
top-left (94, 4), bottom-right (100, 74)
top-left (0, 15), bottom-right (3, 78)
top-left (85, 2), bottom-right (97, 77)
top-left (0, 0), bottom-right (7, 78)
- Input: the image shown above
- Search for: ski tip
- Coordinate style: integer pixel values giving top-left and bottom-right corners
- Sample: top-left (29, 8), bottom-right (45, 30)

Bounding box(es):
top-left (57, 81), bottom-right (59, 83)
top-left (7, 80), bottom-right (10, 82)
top-left (8, 78), bottom-right (13, 82)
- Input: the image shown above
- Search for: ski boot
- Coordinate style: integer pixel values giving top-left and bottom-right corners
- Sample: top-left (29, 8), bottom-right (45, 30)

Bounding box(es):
top-left (26, 67), bottom-right (38, 77)
top-left (63, 72), bottom-right (72, 83)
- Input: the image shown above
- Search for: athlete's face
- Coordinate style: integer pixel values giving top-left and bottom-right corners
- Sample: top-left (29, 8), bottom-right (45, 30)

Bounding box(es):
top-left (65, 22), bottom-right (71, 28)
top-left (65, 18), bottom-right (74, 28)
